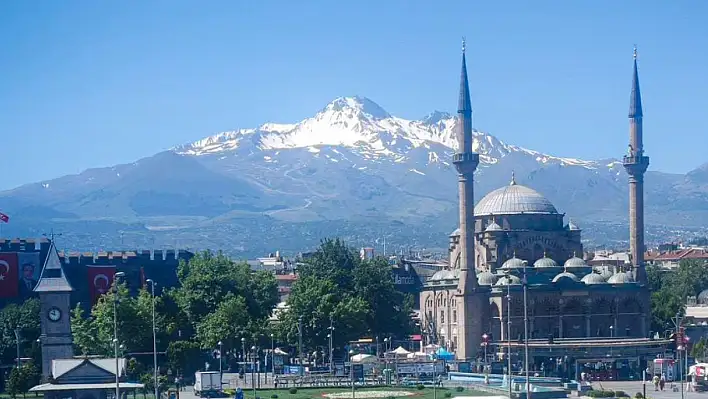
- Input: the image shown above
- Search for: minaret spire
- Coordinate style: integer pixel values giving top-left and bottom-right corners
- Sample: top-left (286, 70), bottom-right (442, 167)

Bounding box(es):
top-left (623, 45), bottom-right (649, 285)
top-left (452, 38), bottom-right (484, 361)
top-left (458, 37), bottom-right (473, 153)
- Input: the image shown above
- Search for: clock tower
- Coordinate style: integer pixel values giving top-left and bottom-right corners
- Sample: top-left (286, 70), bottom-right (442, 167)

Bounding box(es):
top-left (34, 241), bottom-right (74, 379)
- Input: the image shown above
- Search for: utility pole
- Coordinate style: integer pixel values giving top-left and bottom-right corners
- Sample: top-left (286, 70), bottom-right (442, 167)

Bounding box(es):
top-left (14, 327), bottom-right (21, 369)
top-left (298, 316), bottom-right (304, 377)
top-left (673, 313), bottom-right (685, 399)
top-left (523, 264), bottom-right (530, 399)
top-left (328, 317), bottom-right (334, 374)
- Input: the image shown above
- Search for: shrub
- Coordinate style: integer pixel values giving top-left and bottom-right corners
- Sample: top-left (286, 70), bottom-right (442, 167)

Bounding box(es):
top-left (289, 388), bottom-right (298, 395)
top-left (444, 393), bottom-right (452, 398)
top-left (614, 391), bottom-right (626, 398)
top-left (416, 384), bottom-right (426, 390)
top-left (635, 393), bottom-right (644, 399)
top-left (587, 390), bottom-right (617, 398)
top-left (455, 386), bottom-right (464, 392)
top-left (272, 395), bottom-right (279, 399)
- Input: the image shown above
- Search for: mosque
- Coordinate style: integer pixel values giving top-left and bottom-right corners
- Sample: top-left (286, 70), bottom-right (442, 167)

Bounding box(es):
top-left (420, 43), bottom-right (667, 378)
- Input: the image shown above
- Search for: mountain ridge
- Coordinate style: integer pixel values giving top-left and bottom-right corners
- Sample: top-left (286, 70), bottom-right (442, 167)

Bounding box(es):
top-left (1, 96), bottom-right (707, 257)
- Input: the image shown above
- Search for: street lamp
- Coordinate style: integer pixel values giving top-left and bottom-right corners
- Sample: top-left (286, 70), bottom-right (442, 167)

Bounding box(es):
top-left (270, 333), bottom-right (275, 380)
top-left (114, 271), bottom-right (125, 399)
top-left (505, 272), bottom-right (512, 398)
top-left (432, 353), bottom-right (438, 399)
top-left (218, 341), bottom-right (223, 380)
top-left (328, 319), bottom-right (335, 375)
top-left (14, 327), bottom-right (21, 369)
top-left (146, 279), bottom-right (158, 399)
top-left (327, 333), bottom-right (333, 374)
top-left (251, 346), bottom-right (257, 399)
top-left (383, 337), bottom-right (389, 383)
top-left (522, 262), bottom-right (530, 397)
top-left (481, 334), bottom-right (488, 371)
top-left (349, 350), bottom-right (356, 399)
top-left (241, 337), bottom-right (246, 375)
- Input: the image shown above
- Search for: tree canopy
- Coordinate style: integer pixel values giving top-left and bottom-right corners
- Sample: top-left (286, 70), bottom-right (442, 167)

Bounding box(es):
top-left (0, 299), bottom-right (40, 367)
top-left (277, 238), bottom-right (413, 355)
top-left (648, 259), bottom-right (708, 333)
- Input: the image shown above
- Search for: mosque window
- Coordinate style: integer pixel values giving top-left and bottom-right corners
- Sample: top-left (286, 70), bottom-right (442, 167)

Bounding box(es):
top-left (440, 310), bottom-right (445, 324)
top-left (452, 310), bottom-right (457, 323)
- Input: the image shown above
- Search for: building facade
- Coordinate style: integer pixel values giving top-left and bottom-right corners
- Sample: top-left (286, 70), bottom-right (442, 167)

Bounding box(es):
top-left (420, 44), bottom-right (659, 375)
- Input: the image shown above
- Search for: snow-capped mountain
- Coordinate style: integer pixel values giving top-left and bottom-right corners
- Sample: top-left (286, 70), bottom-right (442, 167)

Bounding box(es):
top-left (0, 96), bottom-right (705, 257)
top-left (175, 96), bottom-right (601, 171)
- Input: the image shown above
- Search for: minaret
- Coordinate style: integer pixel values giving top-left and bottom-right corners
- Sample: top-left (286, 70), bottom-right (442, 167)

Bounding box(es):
top-left (454, 37), bottom-right (479, 292)
top-left (623, 46), bottom-right (649, 284)
top-left (453, 38), bottom-right (486, 360)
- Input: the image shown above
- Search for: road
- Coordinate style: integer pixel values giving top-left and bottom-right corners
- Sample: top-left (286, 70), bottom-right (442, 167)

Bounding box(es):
top-left (587, 380), bottom-right (706, 399)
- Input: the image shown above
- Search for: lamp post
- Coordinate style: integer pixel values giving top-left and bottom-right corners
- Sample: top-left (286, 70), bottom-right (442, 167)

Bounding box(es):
top-left (114, 271), bottom-right (126, 399)
top-left (522, 263), bottom-right (530, 397)
top-left (251, 346), bottom-right (257, 399)
top-left (505, 273), bottom-right (512, 398)
top-left (328, 318), bottom-right (334, 375)
top-left (14, 327), bottom-right (21, 369)
top-left (241, 337), bottom-right (246, 376)
top-left (218, 341), bottom-right (223, 381)
top-left (146, 279), bottom-right (158, 399)
top-left (383, 337), bottom-right (389, 384)
top-left (481, 334), bottom-right (488, 371)
top-left (432, 354), bottom-right (438, 399)
top-left (270, 333), bottom-right (275, 382)
top-left (298, 316), bottom-right (304, 377)
top-left (349, 350), bottom-right (356, 399)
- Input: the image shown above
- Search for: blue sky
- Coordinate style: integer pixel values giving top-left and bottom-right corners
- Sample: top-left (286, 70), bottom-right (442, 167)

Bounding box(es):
top-left (1, 0), bottom-right (706, 190)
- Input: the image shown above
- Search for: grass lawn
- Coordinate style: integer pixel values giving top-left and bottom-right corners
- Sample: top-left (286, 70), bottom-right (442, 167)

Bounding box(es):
top-left (225, 386), bottom-right (492, 399)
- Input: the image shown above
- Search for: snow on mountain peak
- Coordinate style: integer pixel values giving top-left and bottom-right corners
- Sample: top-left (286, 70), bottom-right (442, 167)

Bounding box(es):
top-left (174, 96), bottom-right (601, 170)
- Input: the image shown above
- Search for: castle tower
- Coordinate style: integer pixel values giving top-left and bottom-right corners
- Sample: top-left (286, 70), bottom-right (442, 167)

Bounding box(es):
top-left (453, 39), bottom-right (487, 360)
top-left (623, 46), bottom-right (650, 285)
top-left (35, 241), bottom-right (74, 379)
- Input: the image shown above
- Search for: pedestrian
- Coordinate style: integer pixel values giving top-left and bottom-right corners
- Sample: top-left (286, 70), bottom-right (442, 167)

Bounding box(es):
top-left (652, 375), bottom-right (659, 391)
top-left (175, 376), bottom-right (180, 391)
top-left (659, 374), bottom-right (666, 391)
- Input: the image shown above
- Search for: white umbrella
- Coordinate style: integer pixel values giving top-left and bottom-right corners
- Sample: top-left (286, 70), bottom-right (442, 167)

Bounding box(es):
top-left (351, 354), bottom-right (377, 364)
top-left (392, 346), bottom-right (411, 356)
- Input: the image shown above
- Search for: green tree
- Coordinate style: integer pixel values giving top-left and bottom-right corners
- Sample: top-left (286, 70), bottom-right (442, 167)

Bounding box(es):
top-left (6, 362), bottom-right (39, 399)
top-left (280, 238), bottom-right (413, 353)
top-left (0, 299), bottom-right (41, 367)
top-left (692, 337), bottom-right (707, 361)
top-left (168, 251), bottom-right (278, 347)
top-left (649, 259), bottom-right (708, 332)
top-left (166, 340), bottom-right (203, 377)
top-left (71, 283), bottom-right (165, 356)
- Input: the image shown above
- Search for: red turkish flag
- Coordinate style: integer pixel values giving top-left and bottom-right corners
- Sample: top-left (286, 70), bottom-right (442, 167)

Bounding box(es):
top-left (0, 212), bottom-right (9, 223)
top-left (87, 266), bottom-right (116, 304)
top-left (0, 253), bottom-right (19, 298)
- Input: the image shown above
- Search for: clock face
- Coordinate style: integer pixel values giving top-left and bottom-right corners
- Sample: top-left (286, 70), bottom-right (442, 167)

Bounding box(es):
top-left (48, 307), bottom-right (62, 322)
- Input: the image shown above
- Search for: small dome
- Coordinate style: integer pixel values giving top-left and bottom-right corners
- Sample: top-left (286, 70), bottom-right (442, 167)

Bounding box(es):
top-left (449, 228), bottom-right (461, 237)
top-left (607, 271), bottom-right (634, 284)
top-left (502, 256), bottom-right (527, 269)
top-left (564, 256), bottom-right (587, 268)
top-left (477, 271), bottom-right (498, 286)
top-left (698, 289), bottom-right (708, 304)
top-left (597, 267), bottom-right (614, 280)
top-left (567, 220), bottom-right (581, 231)
top-left (581, 273), bottom-right (606, 285)
top-left (533, 256), bottom-right (558, 268)
top-left (485, 221), bottom-right (502, 232)
top-left (495, 274), bottom-right (521, 286)
top-left (552, 271), bottom-right (579, 283)
top-left (430, 269), bottom-right (459, 281)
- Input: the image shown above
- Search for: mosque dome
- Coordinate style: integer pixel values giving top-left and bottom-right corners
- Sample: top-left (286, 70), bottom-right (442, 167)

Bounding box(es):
top-left (502, 256), bottom-right (527, 269)
top-left (698, 289), bottom-right (708, 304)
top-left (430, 269), bottom-right (459, 281)
top-left (495, 274), bottom-right (522, 286)
top-left (552, 271), bottom-right (579, 283)
top-left (581, 272), bottom-right (607, 285)
top-left (564, 255), bottom-right (587, 268)
top-left (533, 255), bottom-right (558, 268)
top-left (607, 271), bottom-right (634, 284)
top-left (477, 271), bottom-right (498, 286)
top-left (598, 267), bottom-right (614, 280)
top-left (475, 174), bottom-right (559, 217)
top-left (450, 228), bottom-right (461, 237)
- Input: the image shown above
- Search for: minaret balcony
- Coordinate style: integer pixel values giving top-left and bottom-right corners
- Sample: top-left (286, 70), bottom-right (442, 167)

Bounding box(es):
top-left (453, 152), bottom-right (480, 165)
top-left (622, 155), bottom-right (650, 166)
